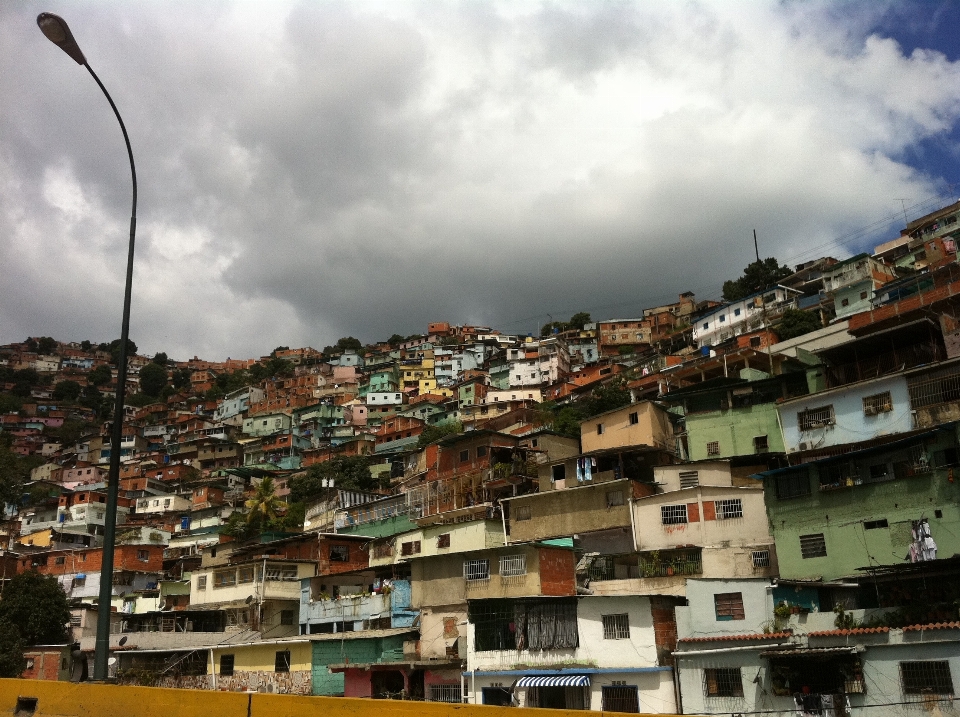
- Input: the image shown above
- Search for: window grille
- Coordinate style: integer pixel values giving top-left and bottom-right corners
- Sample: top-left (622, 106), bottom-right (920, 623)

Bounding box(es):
top-left (464, 559), bottom-right (490, 582)
top-left (437, 533), bottom-right (451, 548)
top-left (704, 668), bottom-right (744, 697)
top-left (798, 405), bottom-right (835, 431)
top-left (373, 541), bottom-right (393, 559)
top-left (265, 566), bottom-right (299, 581)
top-left (274, 650), bottom-right (290, 673)
top-left (800, 533), bottom-right (827, 559)
top-left (602, 685), bottom-right (639, 712)
top-left (753, 435), bottom-right (769, 453)
top-left (706, 441), bottom-right (720, 456)
top-left (661, 504), bottom-right (688, 525)
top-left (606, 489), bottom-right (625, 507)
top-left (714, 592), bottom-right (745, 621)
top-left (751, 550), bottom-right (771, 568)
top-left (863, 392), bottom-right (893, 415)
top-left (715, 498), bottom-right (743, 520)
top-left (69, 614), bottom-right (82, 627)
top-left (219, 654), bottom-right (235, 676)
top-left (238, 566), bottom-right (255, 584)
top-left (602, 613), bottom-right (630, 639)
top-left (400, 541), bottom-right (421, 556)
top-left (329, 545), bottom-right (350, 562)
top-left (679, 470), bottom-right (699, 489)
top-left (514, 505), bottom-right (532, 521)
top-left (590, 556), bottom-right (615, 581)
top-left (429, 684), bottom-right (463, 703)
top-left (629, 412), bottom-right (639, 425)
top-left (214, 570), bottom-right (236, 587)
top-left (776, 472), bottom-right (811, 500)
top-left (901, 661), bottom-right (955, 698)
top-left (499, 554), bottom-right (526, 577)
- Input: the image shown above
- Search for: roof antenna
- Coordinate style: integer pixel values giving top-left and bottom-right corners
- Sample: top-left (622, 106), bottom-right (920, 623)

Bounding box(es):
top-left (753, 229), bottom-right (760, 263)
top-left (895, 198), bottom-right (910, 227)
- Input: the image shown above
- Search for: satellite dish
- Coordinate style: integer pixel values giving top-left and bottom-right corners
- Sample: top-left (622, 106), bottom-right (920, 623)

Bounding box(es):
top-left (118, 636), bottom-right (128, 646)
top-left (245, 595), bottom-right (254, 604)
top-left (108, 657), bottom-right (117, 666)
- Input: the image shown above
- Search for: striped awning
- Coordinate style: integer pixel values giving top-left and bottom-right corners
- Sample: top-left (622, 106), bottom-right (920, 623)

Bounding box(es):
top-left (516, 675), bottom-right (590, 688)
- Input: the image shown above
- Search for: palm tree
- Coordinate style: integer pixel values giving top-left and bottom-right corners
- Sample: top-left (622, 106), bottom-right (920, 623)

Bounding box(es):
top-left (244, 476), bottom-right (282, 530)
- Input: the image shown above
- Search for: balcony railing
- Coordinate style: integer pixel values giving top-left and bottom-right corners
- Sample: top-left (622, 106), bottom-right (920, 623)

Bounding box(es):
top-left (825, 342), bottom-right (943, 388)
top-left (638, 549), bottom-right (703, 578)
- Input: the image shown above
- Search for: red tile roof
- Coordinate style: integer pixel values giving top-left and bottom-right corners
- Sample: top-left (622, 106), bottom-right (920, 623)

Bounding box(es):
top-left (902, 622), bottom-right (960, 632)
top-left (678, 631), bottom-right (792, 643)
top-left (807, 626), bottom-right (890, 637)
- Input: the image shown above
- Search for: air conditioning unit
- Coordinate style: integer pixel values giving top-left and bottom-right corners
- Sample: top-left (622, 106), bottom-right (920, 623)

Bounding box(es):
top-left (798, 442), bottom-right (809, 451)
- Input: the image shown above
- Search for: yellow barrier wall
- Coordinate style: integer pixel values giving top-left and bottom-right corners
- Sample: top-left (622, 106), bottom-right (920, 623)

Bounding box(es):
top-left (0, 679), bottom-right (681, 717)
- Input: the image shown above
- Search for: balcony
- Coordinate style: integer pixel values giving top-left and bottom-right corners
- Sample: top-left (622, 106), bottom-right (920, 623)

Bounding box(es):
top-left (637, 549), bottom-right (703, 578)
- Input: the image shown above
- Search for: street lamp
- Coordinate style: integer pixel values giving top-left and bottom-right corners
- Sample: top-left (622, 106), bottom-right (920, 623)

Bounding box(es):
top-left (37, 12), bottom-right (138, 682)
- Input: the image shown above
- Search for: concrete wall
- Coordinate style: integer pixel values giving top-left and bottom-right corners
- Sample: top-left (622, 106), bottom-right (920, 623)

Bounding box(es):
top-left (580, 402), bottom-right (674, 454)
top-left (684, 403), bottom-right (783, 461)
top-left (506, 480), bottom-right (632, 543)
top-left (675, 579), bottom-right (772, 638)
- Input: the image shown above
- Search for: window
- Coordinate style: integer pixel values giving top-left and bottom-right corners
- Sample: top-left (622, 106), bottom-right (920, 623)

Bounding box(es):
top-left (274, 650), bottom-right (290, 673)
top-left (373, 541), bottom-right (393, 559)
top-left (863, 392), bottom-right (893, 415)
top-left (482, 687), bottom-right (513, 706)
top-left (798, 405), bottom-right (835, 431)
top-left (197, 576), bottom-right (207, 591)
top-left (719, 314), bottom-right (726, 323)
top-left (476, 446), bottom-right (488, 457)
top-left (464, 559), bottom-right (490, 582)
top-left (628, 411), bottom-right (639, 425)
top-left (704, 668), bottom-right (743, 697)
top-left (238, 566), bottom-right (255, 584)
top-left (776, 472), bottom-right (811, 500)
top-left (219, 654), bottom-right (235, 676)
top-left (753, 435), bottom-right (769, 453)
top-left (800, 533), bottom-right (827, 559)
top-left (602, 685), bottom-right (639, 713)
top-left (429, 684), bottom-right (463, 703)
top-left (329, 545), bottom-right (349, 562)
top-left (703, 322), bottom-right (709, 330)
top-left (55, 556), bottom-right (65, 565)
top-left (514, 505), bottom-right (531, 521)
top-left (901, 661), bottom-right (954, 698)
top-left (706, 441), bottom-right (720, 456)
top-left (679, 470), bottom-right (699, 488)
top-left (551, 464), bottom-right (566, 482)
top-left (864, 519), bottom-right (889, 530)
top-left (734, 308), bottom-right (742, 316)
top-left (214, 569), bottom-right (237, 587)
top-left (137, 550), bottom-right (150, 562)
top-left (715, 498), bottom-right (743, 520)
top-left (714, 593), bottom-right (745, 621)
top-left (841, 298), bottom-right (849, 307)
top-left (437, 533), bottom-right (451, 548)
top-left (752, 550), bottom-right (771, 568)
top-left (661, 504), bottom-right (688, 525)
top-left (400, 541), bottom-right (421, 556)
top-left (602, 613), bottom-right (630, 639)
top-left (606, 489), bottom-right (624, 507)
top-left (280, 610), bottom-right (294, 626)
top-left (860, 291), bottom-right (868, 300)
top-left (459, 449), bottom-right (469, 462)
top-left (597, 423), bottom-right (604, 435)
top-left (499, 554), bottom-right (526, 577)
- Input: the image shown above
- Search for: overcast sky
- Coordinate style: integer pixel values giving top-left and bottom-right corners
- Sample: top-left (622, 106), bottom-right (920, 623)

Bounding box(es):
top-left (3, 1), bottom-right (960, 361)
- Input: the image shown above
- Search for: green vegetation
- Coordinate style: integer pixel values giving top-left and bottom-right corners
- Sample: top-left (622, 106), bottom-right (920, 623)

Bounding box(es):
top-left (0, 571), bottom-right (71, 645)
top-left (722, 257), bottom-right (792, 301)
top-left (540, 311), bottom-right (592, 337)
top-left (417, 421), bottom-right (463, 448)
top-left (776, 308), bottom-right (823, 341)
top-left (289, 456), bottom-right (385, 504)
top-left (138, 362), bottom-right (168, 397)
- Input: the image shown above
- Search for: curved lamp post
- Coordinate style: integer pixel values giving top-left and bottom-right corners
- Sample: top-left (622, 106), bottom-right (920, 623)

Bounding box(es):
top-left (37, 12), bottom-right (137, 682)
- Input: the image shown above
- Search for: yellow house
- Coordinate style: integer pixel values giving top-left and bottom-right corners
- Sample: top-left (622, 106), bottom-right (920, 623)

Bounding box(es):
top-left (580, 400), bottom-right (674, 454)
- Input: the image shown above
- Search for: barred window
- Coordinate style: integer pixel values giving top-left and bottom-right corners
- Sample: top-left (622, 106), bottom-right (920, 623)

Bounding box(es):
top-left (753, 435), bottom-right (769, 453)
top-left (429, 684), bottom-right (463, 703)
top-left (514, 505), bottom-right (532, 521)
top-left (863, 392), bottom-right (893, 415)
top-left (499, 554), bottom-right (526, 577)
top-left (274, 650), bottom-right (290, 673)
top-left (629, 412), bottom-right (639, 425)
top-left (214, 569), bottom-right (236, 587)
top-left (901, 661), bottom-right (954, 697)
top-left (798, 405), bottom-right (835, 431)
top-left (704, 668), bottom-right (744, 697)
top-left (602, 613), bottom-right (630, 640)
top-left (602, 685), bottom-right (639, 713)
top-left (219, 654), bottom-right (234, 676)
top-left (329, 545), bottom-right (350, 562)
top-left (661, 504), bottom-right (688, 525)
top-left (776, 472), bottom-right (811, 500)
top-left (716, 498), bottom-right (743, 520)
top-left (238, 566), bottom-right (255, 584)
top-left (752, 550), bottom-right (771, 568)
top-left (679, 470), bottom-right (699, 489)
top-left (264, 566), bottom-right (299, 581)
top-left (606, 489), bottom-right (625, 507)
top-left (401, 541), bottom-right (421, 556)
top-left (437, 533), bottom-right (451, 548)
top-left (714, 592), bottom-right (745, 621)
top-left (800, 533), bottom-right (827, 559)
top-left (373, 541), bottom-right (393, 559)
top-left (197, 575), bottom-right (207, 591)
top-left (706, 441), bottom-right (720, 456)
top-left (464, 559), bottom-right (490, 582)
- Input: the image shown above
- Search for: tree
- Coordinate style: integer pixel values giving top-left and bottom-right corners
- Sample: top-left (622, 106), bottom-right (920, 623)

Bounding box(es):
top-left (80, 340), bottom-right (92, 351)
top-left (78, 384), bottom-right (104, 413)
top-left (335, 337), bottom-right (363, 353)
top-left (0, 444), bottom-right (31, 511)
top-left (53, 380), bottom-right (82, 402)
top-left (88, 364), bottom-right (112, 387)
top-left (387, 334), bottom-right (405, 348)
top-left (568, 312), bottom-right (592, 330)
top-left (25, 338), bottom-right (38, 352)
top-left (776, 309), bottom-right (823, 341)
top-left (0, 621), bottom-right (26, 678)
top-left (244, 476), bottom-right (283, 528)
top-left (290, 456), bottom-right (382, 503)
top-left (0, 394), bottom-right (22, 414)
top-left (151, 352), bottom-right (169, 366)
top-left (722, 257), bottom-right (792, 302)
top-left (417, 421), bottom-right (463, 448)
top-left (108, 338), bottom-right (138, 366)
top-left (37, 337), bottom-right (57, 354)
top-left (270, 346), bottom-right (289, 357)
top-left (172, 368), bottom-right (192, 390)
top-left (138, 362), bottom-right (168, 397)
top-left (0, 571), bottom-right (71, 645)
top-left (580, 377), bottom-right (632, 418)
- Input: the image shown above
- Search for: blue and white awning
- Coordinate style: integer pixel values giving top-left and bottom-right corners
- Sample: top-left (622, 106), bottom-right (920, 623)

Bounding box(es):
top-left (515, 675), bottom-right (590, 688)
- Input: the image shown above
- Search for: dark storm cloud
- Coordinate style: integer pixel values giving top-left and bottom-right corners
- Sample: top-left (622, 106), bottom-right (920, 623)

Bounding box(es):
top-left (2, 1), bottom-right (959, 360)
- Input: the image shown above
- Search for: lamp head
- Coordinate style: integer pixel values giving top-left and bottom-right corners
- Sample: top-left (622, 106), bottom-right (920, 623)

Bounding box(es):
top-left (37, 12), bottom-right (87, 65)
